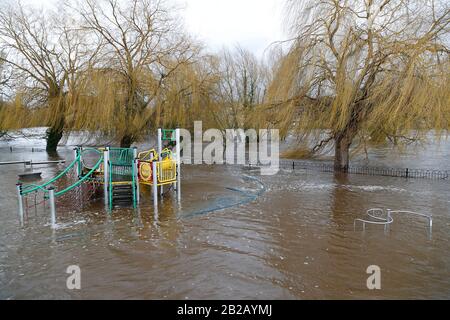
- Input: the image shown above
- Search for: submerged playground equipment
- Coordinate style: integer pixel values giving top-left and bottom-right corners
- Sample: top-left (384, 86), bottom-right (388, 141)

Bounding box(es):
top-left (354, 208), bottom-right (433, 235)
top-left (16, 129), bottom-right (181, 228)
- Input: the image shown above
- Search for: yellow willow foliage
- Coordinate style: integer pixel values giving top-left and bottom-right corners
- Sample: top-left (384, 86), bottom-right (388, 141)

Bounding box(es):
top-left (328, 80), bottom-right (354, 131)
top-left (267, 49), bottom-right (448, 153)
top-left (263, 47), bottom-right (304, 137)
top-left (1, 88), bottom-right (74, 133)
top-left (46, 94), bottom-right (66, 125)
top-left (265, 0), bottom-right (450, 163)
top-left (266, 46), bottom-right (302, 102)
top-left (367, 59), bottom-right (450, 138)
top-left (29, 107), bottom-right (51, 128)
top-left (64, 59), bottom-right (221, 143)
top-left (0, 93), bottom-right (33, 130)
top-left (158, 60), bottom-right (221, 131)
top-left (66, 68), bottom-right (148, 140)
top-left (159, 65), bottom-right (196, 128)
top-left (269, 54), bottom-right (450, 144)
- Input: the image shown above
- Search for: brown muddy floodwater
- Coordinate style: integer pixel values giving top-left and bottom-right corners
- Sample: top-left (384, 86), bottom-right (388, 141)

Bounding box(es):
top-left (0, 136), bottom-right (449, 299)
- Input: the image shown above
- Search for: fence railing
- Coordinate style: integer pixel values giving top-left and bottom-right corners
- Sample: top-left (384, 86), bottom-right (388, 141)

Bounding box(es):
top-left (1, 146), bottom-right (46, 153)
top-left (279, 160), bottom-right (449, 180)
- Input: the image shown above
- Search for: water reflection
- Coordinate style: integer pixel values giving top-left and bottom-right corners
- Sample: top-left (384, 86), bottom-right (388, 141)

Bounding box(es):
top-left (0, 140), bottom-right (449, 299)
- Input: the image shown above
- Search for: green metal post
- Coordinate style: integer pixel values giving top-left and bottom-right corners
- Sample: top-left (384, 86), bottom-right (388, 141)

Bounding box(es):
top-left (109, 156), bottom-right (113, 210)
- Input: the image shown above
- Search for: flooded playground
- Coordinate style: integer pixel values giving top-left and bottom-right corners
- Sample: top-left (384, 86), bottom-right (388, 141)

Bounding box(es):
top-left (0, 135), bottom-right (450, 299)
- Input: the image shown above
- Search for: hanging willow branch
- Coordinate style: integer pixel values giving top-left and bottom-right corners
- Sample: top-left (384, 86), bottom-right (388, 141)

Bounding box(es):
top-left (266, 0), bottom-right (450, 167)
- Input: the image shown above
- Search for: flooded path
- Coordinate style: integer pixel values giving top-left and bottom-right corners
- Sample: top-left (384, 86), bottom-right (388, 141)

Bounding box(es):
top-left (0, 136), bottom-right (449, 299)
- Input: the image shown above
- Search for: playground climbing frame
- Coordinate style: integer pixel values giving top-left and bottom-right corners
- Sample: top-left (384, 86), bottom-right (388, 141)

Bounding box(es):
top-left (16, 129), bottom-right (182, 229)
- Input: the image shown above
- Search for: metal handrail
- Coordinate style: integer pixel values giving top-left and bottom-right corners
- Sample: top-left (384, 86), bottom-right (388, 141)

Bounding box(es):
top-left (388, 210), bottom-right (433, 227)
top-left (354, 208), bottom-right (394, 231)
top-left (138, 149), bottom-right (158, 162)
top-left (21, 153), bottom-right (82, 196)
top-left (354, 208), bottom-right (433, 231)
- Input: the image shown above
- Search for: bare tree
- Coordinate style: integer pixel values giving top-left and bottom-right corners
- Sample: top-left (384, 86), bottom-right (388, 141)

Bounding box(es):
top-left (153, 51), bottom-right (220, 129)
top-left (75, 0), bottom-right (194, 147)
top-left (0, 51), bottom-right (10, 96)
top-left (212, 46), bottom-right (269, 130)
top-left (267, 0), bottom-right (450, 170)
top-left (0, 51), bottom-right (8, 137)
top-left (0, 1), bottom-right (100, 152)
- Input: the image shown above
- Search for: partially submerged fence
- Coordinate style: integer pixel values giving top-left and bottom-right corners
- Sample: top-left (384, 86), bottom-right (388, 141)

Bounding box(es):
top-left (1, 146), bottom-right (46, 153)
top-left (280, 160), bottom-right (449, 180)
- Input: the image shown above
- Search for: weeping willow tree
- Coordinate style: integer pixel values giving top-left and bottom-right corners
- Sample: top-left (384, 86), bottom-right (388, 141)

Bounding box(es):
top-left (0, 52), bottom-right (9, 137)
top-left (69, 51), bottom-right (225, 140)
top-left (154, 46), bottom-right (271, 134)
top-left (71, 0), bottom-right (194, 147)
top-left (0, 1), bottom-right (99, 152)
top-left (209, 46), bottom-right (270, 132)
top-left (0, 50), bottom-right (9, 95)
top-left (267, 0), bottom-right (450, 170)
top-left (155, 53), bottom-right (221, 130)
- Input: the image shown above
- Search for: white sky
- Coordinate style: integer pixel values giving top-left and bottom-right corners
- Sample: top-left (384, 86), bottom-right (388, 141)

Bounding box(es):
top-left (179, 0), bottom-right (285, 58)
top-left (24, 0), bottom-right (286, 59)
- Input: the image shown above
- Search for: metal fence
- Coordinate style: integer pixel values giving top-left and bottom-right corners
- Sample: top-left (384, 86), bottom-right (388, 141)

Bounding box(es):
top-left (1, 146), bottom-right (46, 153)
top-left (280, 160), bottom-right (449, 180)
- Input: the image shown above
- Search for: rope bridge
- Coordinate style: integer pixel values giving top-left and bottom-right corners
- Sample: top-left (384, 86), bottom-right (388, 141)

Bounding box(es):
top-left (19, 148), bottom-right (104, 204)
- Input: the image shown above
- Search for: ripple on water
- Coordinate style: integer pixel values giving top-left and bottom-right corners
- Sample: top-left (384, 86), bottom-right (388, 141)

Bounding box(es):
top-left (1, 147), bottom-right (450, 299)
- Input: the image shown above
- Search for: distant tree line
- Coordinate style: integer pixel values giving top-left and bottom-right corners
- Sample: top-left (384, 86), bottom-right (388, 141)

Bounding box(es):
top-left (0, 0), bottom-right (448, 171)
top-left (0, 0), bottom-right (269, 151)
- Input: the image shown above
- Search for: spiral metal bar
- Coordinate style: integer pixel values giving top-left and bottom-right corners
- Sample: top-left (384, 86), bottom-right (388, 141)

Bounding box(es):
top-left (354, 208), bottom-right (432, 232)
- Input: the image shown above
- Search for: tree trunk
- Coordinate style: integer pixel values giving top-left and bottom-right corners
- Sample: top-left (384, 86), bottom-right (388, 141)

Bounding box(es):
top-left (45, 89), bottom-right (66, 153)
top-left (334, 130), bottom-right (354, 172)
top-left (46, 125), bottom-right (64, 153)
top-left (120, 134), bottom-right (133, 148)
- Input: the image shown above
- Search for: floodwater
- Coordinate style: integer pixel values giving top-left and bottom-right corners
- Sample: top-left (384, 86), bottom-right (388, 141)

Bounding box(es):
top-left (0, 132), bottom-right (449, 299)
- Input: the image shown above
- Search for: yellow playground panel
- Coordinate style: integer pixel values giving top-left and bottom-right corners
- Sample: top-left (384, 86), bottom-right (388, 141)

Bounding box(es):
top-left (138, 148), bottom-right (177, 186)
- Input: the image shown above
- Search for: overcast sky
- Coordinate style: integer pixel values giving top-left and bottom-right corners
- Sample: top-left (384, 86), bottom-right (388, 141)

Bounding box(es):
top-left (24, 0), bottom-right (286, 59)
top-left (179, 0), bottom-right (285, 58)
